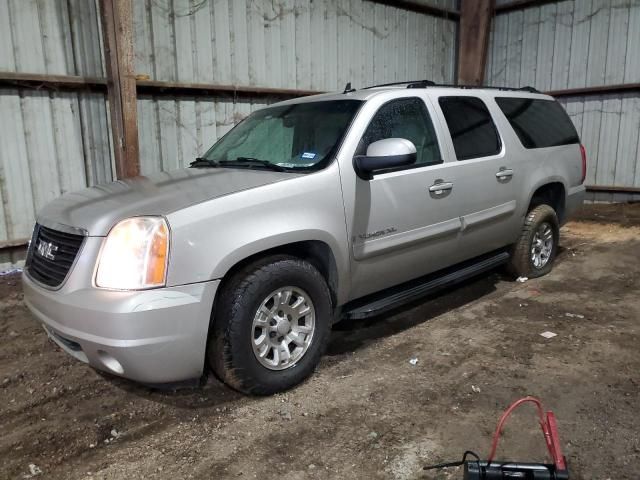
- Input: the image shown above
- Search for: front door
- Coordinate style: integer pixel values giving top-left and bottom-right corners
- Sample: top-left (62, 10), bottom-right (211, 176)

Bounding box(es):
top-left (348, 96), bottom-right (469, 299)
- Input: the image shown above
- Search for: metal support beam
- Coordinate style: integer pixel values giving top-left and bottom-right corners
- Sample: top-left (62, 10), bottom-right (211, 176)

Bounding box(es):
top-left (0, 72), bottom-right (106, 91)
top-left (366, 0), bottom-right (459, 19)
top-left (585, 185), bottom-right (640, 194)
top-left (548, 83), bottom-right (640, 98)
top-left (457, 0), bottom-right (494, 86)
top-left (0, 72), bottom-right (321, 98)
top-left (99, 0), bottom-right (140, 179)
top-left (495, 0), bottom-right (562, 14)
top-left (4, 70), bottom-right (636, 101)
top-left (0, 238), bottom-right (30, 250)
top-left (136, 80), bottom-right (321, 99)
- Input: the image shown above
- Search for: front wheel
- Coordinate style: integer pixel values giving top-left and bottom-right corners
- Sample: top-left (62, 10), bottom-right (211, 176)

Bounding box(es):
top-left (209, 256), bottom-right (332, 395)
top-left (507, 204), bottom-right (560, 279)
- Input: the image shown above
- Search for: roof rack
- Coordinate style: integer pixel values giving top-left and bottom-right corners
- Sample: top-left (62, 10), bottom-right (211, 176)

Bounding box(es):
top-left (360, 80), bottom-right (541, 94)
top-left (362, 80), bottom-right (436, 90)
top-left (434, 84), bottom-right (542, 93)
top-left (517, 86), bottom-right (540, 93)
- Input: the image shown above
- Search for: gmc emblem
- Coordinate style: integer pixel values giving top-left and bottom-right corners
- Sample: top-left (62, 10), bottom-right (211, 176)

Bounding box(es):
top-left (36, 240), bottom-right (58, 260)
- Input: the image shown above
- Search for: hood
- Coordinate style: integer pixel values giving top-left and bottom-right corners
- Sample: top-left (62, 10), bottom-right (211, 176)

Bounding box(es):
top-left (37, 167), bottom-right (298, 236)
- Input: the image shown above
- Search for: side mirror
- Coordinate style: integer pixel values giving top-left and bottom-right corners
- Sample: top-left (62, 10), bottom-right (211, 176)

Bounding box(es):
top-left (353, 138), bottom-right (417, 180)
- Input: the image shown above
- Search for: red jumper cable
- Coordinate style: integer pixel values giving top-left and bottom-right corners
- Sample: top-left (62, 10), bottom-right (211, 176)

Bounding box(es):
top-left (424, 396), bottom-right (569, 479)
top-left (487, 396), bottom-right (567, 471)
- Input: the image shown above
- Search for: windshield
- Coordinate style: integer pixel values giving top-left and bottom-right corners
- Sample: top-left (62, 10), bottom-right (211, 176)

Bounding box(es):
top-left (201, 100), bottom-right (363, 170)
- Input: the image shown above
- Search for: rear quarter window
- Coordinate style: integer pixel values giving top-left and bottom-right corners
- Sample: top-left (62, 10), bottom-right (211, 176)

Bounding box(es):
top-left (495, 97), bottom-right (580, 149)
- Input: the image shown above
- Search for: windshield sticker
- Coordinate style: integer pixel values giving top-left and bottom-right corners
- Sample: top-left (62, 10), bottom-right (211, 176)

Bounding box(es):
top-left (301, 152), bottom-right (317, 159)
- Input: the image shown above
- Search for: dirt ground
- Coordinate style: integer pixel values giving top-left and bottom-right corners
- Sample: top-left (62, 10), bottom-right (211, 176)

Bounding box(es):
top-left (1, 203), bottom-right (639, 480)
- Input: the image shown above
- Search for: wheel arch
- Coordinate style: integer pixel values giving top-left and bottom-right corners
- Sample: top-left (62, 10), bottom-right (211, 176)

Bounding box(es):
top-left (526, 179), bottom-right (567, 223)
top-left (212, 233), bottom-right (344, 309)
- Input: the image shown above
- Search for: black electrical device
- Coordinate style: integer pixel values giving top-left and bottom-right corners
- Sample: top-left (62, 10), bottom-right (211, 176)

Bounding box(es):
top-left (463, 461), bottom-right (569, 479)
top-left (424, 397), bottom-right (570, 480)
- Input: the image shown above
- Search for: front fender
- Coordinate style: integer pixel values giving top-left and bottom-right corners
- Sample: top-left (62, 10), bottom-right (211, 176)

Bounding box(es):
top-left (208, 229), bottom-right (343, 280)
top-left (165, 165), bottom-right (351, 304)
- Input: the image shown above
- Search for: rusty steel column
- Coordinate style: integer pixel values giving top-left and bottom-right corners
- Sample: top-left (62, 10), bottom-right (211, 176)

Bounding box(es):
top-left (457, 0), bottom-right (494, 86)
top-left (99, 0), bottom-right (140, 179)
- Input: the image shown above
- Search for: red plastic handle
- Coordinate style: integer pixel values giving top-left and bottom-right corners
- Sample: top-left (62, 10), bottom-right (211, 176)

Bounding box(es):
top-left (546, 411), bottom-right (567, 471)
top-left (487, 397), bottom-right (566, 471)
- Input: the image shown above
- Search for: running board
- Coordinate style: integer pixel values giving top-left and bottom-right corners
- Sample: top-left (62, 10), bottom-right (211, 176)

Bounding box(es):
top-left (342, 251), bottom-right (510, 320)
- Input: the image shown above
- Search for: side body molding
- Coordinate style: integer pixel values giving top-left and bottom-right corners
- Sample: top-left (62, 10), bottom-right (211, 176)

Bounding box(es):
top-left (354, 201), bottom-right (517, 261)
top-left (461, 200), bottom-right (517, 231)
top-left (353, 217), bottom-right (462, 260)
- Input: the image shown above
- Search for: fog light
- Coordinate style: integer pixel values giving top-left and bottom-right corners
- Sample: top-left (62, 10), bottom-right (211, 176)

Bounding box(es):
top-left (97, 350), bottom-right (124, 375)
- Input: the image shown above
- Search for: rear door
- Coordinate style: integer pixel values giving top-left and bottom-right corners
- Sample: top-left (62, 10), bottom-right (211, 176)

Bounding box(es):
top-left (430, 93), bottom-right (522, 259)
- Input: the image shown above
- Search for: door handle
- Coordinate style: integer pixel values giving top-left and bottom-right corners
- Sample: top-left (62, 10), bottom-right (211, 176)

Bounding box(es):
top-left (496, 168), bottom-right (514, 179)
top-left (428, 182), bottom-right (453, 194)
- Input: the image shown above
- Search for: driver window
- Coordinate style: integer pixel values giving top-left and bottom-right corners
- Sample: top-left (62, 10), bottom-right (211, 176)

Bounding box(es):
top-left (357, 97), bottom-right (442, 166)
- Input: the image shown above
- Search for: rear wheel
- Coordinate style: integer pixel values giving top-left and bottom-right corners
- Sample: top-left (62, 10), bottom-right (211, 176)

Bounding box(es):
top-left (507, 204), bottom-right (559, 279)
top-left (209, 256), bottom-right (332, 395)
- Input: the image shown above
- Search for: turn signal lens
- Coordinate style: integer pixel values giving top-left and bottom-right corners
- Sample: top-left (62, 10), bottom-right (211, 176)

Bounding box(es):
top-left (96, 217), bottom-right (169, 290)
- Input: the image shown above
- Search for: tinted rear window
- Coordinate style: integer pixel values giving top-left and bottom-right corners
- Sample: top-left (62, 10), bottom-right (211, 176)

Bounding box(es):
top-left (495, 97), bottom-right (579, 148)
top-left (438, 96), bottom-right (501, 160)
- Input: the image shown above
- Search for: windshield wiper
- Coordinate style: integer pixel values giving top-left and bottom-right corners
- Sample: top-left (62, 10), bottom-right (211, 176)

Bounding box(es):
top-left (189, 157), bottom-right (219, 168)
top-left (219, 157), bottom-right (286, 172)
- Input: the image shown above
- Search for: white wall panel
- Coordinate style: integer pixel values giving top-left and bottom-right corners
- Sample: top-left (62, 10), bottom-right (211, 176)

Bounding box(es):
top-left (132, 0), bottom-right (459, 177)
top-left (137, 96), bottom-right (277, 175)
top-left (559, 94), bottom-right (640, 190)
top-left (488, 1), bottom-right (640, 199)
top-left (133, 0), bottom-right (458, 90)
top-left (0, 89), bottom-right (113, 244)
top-left (0, 0), bottom-right (104, 76)
top-left (0, 0), bottom-right (111, 263)
top-left (487, 1), bottom-right (640, 88)
top-left (568, 0), bottom-right (591, 88)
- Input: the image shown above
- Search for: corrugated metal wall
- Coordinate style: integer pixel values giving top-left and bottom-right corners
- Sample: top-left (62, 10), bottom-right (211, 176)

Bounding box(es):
top-left (0, 90), bottom-right (112, 236)
top-left (0, 0), bottom-right (458, 269)
top-left (557, 93), bottom-right (640, 202)
top-left (0, 0), bottom-right (104, 76)
top-left (137, 95), bottom-right (278, 174)
top-left (485, 0), bottom-right (640, 201)
top-left (0, 0), bottom-right (113, 269)
top-left (133, 0), bottom-right (457, 89)
top-left (133, 0), bottom-right (458, 174)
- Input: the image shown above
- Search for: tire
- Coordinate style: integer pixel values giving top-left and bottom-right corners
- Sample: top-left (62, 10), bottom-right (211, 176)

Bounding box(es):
top-left (507, 204), bottom-right (560, 279)
top-left (209, 255), bottom-right (332, 395)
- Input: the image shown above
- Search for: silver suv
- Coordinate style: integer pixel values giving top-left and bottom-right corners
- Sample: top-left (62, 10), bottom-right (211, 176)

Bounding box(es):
top-left (23, 81), bottom-right (586, 394)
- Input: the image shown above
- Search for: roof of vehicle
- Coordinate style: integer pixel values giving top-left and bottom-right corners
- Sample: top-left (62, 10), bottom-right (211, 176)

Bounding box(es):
top-left (274, 80), bottom-right (554, 106)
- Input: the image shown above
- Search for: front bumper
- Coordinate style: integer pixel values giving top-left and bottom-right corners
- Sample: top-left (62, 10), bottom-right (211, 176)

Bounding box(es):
top-left (22, 272), bottom-right (219, 384)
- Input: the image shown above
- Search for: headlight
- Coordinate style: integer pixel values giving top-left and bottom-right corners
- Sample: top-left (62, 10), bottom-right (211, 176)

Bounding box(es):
top-left (96, 217), bottom-right (169, 290)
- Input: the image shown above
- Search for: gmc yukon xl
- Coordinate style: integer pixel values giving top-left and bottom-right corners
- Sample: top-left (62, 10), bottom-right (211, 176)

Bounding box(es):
top-left (23, 81), bottom-right (586, 394)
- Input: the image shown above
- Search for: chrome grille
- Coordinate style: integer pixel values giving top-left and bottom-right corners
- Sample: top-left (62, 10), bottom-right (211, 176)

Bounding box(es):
top-left (26, 224), bottom-right (84, 287)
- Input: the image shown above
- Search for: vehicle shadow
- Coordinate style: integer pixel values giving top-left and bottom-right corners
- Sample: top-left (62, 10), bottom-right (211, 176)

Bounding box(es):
top-left (97, 369), bottom-right (246, 409)
top-left (327, 270), bottom-right (505, 356)
top-left (328, 245), bottom-right (568, 356)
